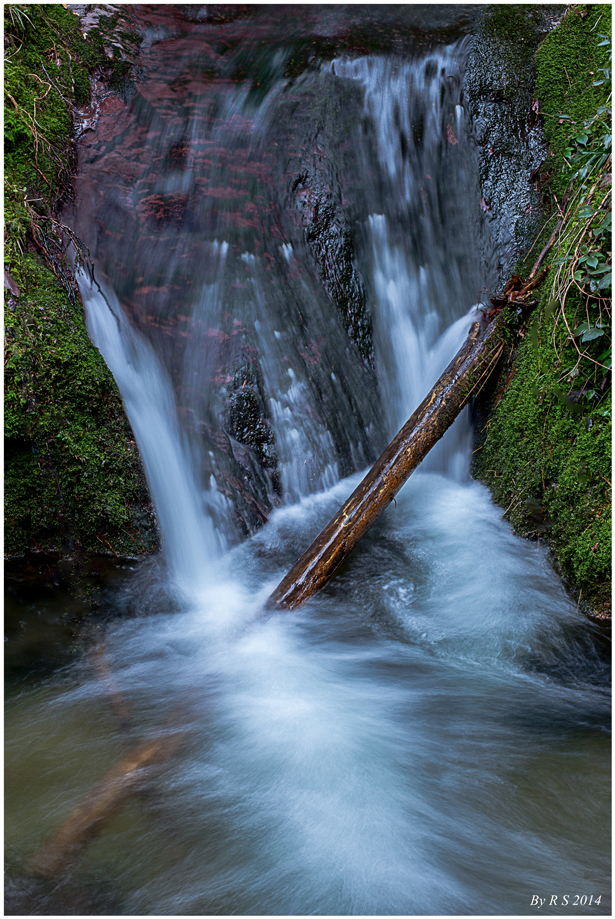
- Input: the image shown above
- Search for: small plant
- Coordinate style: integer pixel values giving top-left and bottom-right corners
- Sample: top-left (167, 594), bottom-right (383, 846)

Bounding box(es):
top-left (7, 4), bottom-right (32, 33)
top-left (549, 34), bottom-right (611, 380)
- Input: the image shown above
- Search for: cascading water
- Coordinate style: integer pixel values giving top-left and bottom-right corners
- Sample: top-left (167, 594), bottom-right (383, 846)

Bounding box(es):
top-left (75, 265), bottom-right (222, 600)
top-left (5, 9), bottom-right (610, 916)
top-left (334, 46), bottom-right (484, 477)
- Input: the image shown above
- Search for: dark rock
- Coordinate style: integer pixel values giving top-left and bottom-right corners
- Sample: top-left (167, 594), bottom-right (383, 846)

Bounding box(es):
top-left (464, 7), bottom-right (557, 283)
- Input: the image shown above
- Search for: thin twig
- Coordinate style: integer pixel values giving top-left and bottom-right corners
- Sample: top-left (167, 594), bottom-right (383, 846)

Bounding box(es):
top-left (529, 221), bottom-right (562, 279)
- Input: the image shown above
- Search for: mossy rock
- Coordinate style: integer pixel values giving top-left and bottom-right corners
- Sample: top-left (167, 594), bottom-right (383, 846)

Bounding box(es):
top-left (476, 353), bottom-right (610, 602)
top-left (5, 256), bottom-right (157, 557)
top-left (474, 272), bottom-right (611, 614)
top-left (4, 4), bottom-right (135, 233)
top-left (473, 5), bottom-right (612, 615)
top-left (5, 6), bottom-right (156, 560)
top-left (535, 4), bottom-right (611, 198)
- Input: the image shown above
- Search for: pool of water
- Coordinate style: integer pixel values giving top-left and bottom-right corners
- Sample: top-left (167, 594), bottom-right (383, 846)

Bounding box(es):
top-left (5, 473), bottom-right (610, 915)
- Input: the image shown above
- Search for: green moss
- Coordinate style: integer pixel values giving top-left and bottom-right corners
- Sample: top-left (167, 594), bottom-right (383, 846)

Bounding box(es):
top-left (5, 257), bottom-right (156, 557)
top-left (482, 4), bottom-right (542, 65)
top-left (476, 283), bottom-right (611, 605)
top-left (4, 5), bottom-right (104, 208)
top-left (535, 5), bottom-right (611, 198)
top-left (5, 6), bottom-right (155, 559)
top-left (474, 6), bottom-right (612, 615)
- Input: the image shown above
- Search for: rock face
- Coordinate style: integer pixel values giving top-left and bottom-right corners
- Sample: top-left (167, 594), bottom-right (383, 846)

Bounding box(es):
top-left (283, 103), bottom-right (373, 365)
top-left (463, 6), bottom-right (558, 284)
top-left (64, 8), bottom-right (371, 538)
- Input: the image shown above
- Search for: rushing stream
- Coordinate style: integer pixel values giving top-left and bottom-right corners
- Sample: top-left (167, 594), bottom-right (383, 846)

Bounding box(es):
top-left (5, 7), bottom-right (610, 916)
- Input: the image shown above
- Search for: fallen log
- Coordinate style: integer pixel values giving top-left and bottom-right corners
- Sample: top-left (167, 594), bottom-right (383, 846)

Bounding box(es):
top-left (269, 228), bottom-right (559, 613)
top-left (28, 720), bottom-right (185, 878)
top-left (91, 643), bottom-right (133, 733)
top-left (268, 309), bottom-right (512, 611)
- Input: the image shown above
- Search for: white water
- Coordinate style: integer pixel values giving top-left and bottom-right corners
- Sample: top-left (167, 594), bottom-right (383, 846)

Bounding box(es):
top-left (5, 469), bottom-right (610, 914)
top-left (334, 48), bottom-right (485, 479)
top-left (368, 213), bottom-right (477, 478)
top-left (249, 278), bottom-right (341, 504)
top-left (5, 33), bottom-right (610, 918)
top-left (76, 266), bottom-right (220, 600)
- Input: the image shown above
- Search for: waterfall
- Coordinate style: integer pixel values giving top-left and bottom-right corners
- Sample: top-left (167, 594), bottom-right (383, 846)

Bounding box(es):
top-left (71, 50), bottom-right (383, 548)
top-left (73, 41), bottom-right (490, 574)
top-left (333, 47), bottom-right (485, 477)
top-left (7, 14), bottom-right (608, 916)
top-left (76, 266), bottom-right (221, 599)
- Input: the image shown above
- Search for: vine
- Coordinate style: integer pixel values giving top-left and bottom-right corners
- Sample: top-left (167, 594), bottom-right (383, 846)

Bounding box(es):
top-left (550, 33), bottom-right (611, 386)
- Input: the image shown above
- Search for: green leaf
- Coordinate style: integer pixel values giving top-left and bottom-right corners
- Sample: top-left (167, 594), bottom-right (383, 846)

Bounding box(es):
top-left (586, 256), bottom-right (599, 269)
top-left (576, 134), bottom-right (588, 146)
top-left (574, 322), bottom-right (591, 337)
top-left (581, 327), bottom-right (604, 342)
top-left (597, 273), bottom-right (612, 290)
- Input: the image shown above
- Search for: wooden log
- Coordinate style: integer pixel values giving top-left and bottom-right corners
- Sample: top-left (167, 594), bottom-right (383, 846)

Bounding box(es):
top-left (28, 725), bottom-right (185, 877)
top-left (91, 643), bottom-right (133, 733)
top-left (268, 311), bottom-right (510, 611)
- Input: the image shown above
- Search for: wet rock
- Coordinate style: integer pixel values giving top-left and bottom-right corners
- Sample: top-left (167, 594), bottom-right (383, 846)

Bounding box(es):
top-left (464, 7), bottom-right (557, 284)
top-left (226, 360), bottom-right (279, 479)
top-left (291, 163), bottom-right (373, 365)
top-left (269, 71), bottom-right (375, 366)
top-left (217, 348), bottom-right (281, 536)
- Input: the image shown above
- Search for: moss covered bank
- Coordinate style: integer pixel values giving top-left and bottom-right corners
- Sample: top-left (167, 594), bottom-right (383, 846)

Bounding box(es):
top-left (473, 4), bottom-right (611, 617)
top-left (4, 4), bottom-right (156, 559)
